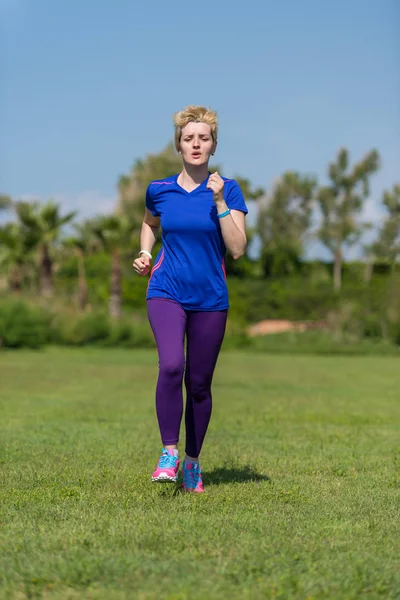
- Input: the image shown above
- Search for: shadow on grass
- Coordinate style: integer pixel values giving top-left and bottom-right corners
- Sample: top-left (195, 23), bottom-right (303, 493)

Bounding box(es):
top-left (202, 464), bottom-right (270, 486)
top-left (154, 465), bottom-right (270, 496)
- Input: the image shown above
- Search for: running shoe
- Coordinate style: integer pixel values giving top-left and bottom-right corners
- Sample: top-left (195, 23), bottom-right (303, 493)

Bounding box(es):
top-left (182, 459), bottom-right (204, 493)
top-left (152, 448), bottom-right (180, 483)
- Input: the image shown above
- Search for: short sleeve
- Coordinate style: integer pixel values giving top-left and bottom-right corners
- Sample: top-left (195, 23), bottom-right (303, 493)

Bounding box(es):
top-left (226, 181), bottom-right (248, 215)
top-left (145, 184), bottom-right (160, 217)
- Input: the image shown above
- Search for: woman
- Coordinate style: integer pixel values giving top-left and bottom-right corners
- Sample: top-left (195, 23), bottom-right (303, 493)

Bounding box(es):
top-left (133, 105), bottom-right (248, 492)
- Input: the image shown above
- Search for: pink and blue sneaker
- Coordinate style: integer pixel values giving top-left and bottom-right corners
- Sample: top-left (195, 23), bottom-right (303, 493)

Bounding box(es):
top-left (182, 459), bottom-right (204, 493)
top-left (152, 448), bottom-right (180, 483)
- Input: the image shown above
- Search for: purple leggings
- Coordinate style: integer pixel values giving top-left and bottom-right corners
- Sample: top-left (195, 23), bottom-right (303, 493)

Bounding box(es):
top-left (147, 298), bottom-right (228, 458)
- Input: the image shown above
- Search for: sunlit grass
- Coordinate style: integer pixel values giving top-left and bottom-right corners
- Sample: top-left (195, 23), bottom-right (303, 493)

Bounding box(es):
top-left (1, 348), bottom-right (399, 599)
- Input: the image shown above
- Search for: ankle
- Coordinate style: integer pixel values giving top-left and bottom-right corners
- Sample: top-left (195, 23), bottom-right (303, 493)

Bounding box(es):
top-left (185, 454), bottom-right (199, 463)
top-left (164, 445), bottom-right (179, 457)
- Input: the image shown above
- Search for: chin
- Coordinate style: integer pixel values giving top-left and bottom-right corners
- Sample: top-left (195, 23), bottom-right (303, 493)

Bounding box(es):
top-left (187, 158), bottom-right (208, 167)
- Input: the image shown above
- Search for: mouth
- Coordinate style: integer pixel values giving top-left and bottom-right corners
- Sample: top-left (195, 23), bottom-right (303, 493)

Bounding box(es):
top-left (191, 153), bottom-right (201, 159)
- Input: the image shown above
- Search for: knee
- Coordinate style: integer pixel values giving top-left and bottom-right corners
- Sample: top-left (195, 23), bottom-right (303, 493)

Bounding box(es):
top-left (187, 377), bottom-right (210, 403)
top-left (160, 360), bottom-right (185, 380)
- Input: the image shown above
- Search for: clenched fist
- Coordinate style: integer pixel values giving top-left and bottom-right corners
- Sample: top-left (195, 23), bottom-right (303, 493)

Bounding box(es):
top-left (206, 171), bottom-right (224, 204)
top-left (133, 253), bottom-right (151, 276)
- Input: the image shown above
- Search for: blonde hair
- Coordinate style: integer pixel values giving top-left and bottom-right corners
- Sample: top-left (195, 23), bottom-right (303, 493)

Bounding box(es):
top-left (173, 105), bottom-right (218, 152)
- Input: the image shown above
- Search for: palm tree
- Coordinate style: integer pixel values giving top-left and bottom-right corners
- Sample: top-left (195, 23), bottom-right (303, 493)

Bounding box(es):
top-left (0, 223), bottom-right (39, 292)
top-left (63, 221), bottom-right (99, 310)
top-left (90, 214), bottom-right (136, 319)
top-left (15, 200), bottom-right (76, 297)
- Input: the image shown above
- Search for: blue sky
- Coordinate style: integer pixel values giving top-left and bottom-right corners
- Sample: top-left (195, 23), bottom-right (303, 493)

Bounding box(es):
top-left (1, 0), bottom-right (399, 257)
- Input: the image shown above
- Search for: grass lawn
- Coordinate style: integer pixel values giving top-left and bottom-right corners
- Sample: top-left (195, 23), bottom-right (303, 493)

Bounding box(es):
top-left (1, 347), bottom-right (400, 600)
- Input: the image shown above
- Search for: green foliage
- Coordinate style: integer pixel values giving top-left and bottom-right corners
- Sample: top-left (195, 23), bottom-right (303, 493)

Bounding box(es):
top-left (232, 176), bottom-right (264, 200)
top-left (0, 298), bottom-right (155, 349)
top-left (228, 277), bottom-right (340, 323)
top-left (0, 223), bottom-right (39, 290)
top-left (372, 184), bottom-right (400, 270)
top-left (250, 330), bottom-right (398, 355)
top-left (89, 214), bottom-right (137, 252)
top-left (15, 199), bottom-right (76, 245)
top-left (11, 199), bottom-right (76, 297)
top-left (261, 245), bottom-right (302, 277)
top-left (117, 143), bottom-right (183, 219)
top-left (258, 171), bottom-right (317, 276)
top-left (1, 286), bottom-right (400, 353)
top-left (52, 312), bottom-right (111, 346)
top-left (317, 147), bottom-right (380, 290)
top-left (0, 300), bottom-right (48, 348)
top-left (51, 310), bottom-right (155, 348)
top-left (0, 194), bottom-right (12, 210)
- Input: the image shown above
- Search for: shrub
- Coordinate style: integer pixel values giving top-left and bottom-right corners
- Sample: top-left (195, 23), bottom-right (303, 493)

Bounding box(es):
top-left (54, 312), bottom-right (111, 346)
top-left (0, 300), bottom-right (48, 349)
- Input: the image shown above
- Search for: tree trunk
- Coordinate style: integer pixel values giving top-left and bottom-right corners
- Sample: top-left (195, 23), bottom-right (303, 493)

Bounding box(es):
top-left (364, 257), bottom-right (374, 284)
top-left (9, 264), bottom-right (22, 293)
top-left (40, 243), bottom-right (53, 297)
top-left (77, 249), bottom-right (88, 311)
top-left (333, 249), bottom-right (342, 292)
top-left (109, 247), bottom-right (121, 319)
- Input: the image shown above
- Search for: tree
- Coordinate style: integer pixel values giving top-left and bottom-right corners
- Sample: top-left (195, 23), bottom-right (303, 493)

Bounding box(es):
top-left (224, 176), bottom-right (264, 277)
top-left (372, 184), bottom-right (400, 275)
top-left (316, 147), bottom-right (380, 291)
top-left (0, 223), bottom-right (39, 292)
top-left (0, 194), bottom-right (12, 211)
top-left (63, 221), bottom-right (99, 310)
top-left (90, 214), bottom-right (136, 319)
top-left (232, 177), bottom-right (264, 202)
top-left (257, 172), bottom-right (317, 276)
top-left (117, 143), bottom-right (183, 220)
top-left (15, 200), bottom-right (76, 297)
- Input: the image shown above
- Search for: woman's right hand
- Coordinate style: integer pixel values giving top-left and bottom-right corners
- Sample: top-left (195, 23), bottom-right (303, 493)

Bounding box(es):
top-left (133, 254), bottom-right (151, 276)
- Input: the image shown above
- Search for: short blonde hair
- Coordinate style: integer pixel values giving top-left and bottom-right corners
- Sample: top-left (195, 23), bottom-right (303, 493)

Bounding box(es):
top-left (173, 105), bottom-right (218, 152)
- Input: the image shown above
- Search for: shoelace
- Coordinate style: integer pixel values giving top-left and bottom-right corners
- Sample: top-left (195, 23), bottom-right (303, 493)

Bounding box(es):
top-left (158, 451), bottom-right (177, 469)
top-left (183, 462), bottom-right (201, 487)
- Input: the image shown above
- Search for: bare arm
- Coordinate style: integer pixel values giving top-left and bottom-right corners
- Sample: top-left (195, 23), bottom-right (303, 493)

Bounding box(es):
top-left (133, 208), bottom-right (160, 275)
top-left (140, 208), bottom-right (160, 254)
top-left (215, 202), bottom-right (247, 260)
top-left (206, 173), bottom-right (247, 260)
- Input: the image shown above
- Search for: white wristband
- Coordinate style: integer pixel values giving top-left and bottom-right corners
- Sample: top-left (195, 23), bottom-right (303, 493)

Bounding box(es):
top-left (139, 250), bottom-right (152, 260)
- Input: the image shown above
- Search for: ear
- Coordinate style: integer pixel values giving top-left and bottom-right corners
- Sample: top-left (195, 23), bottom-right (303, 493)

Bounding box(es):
top-left (211, 141), bottom-right (217, 156)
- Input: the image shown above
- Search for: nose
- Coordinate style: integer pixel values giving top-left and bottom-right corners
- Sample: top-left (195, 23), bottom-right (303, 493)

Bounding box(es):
top-left (192, 137), bottom-right (200, 148)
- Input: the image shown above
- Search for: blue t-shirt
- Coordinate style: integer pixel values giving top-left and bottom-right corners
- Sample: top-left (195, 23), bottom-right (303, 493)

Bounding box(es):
top-left (145, 173), bottom-right (248, 311)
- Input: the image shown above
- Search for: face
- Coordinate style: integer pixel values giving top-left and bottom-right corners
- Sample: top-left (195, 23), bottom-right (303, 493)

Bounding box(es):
top-left (179, 121), bottom-right (215, 167)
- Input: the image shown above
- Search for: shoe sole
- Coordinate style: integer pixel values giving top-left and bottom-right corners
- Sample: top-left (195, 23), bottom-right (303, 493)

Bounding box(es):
top-left (152, 473), bottom-right (178, 483)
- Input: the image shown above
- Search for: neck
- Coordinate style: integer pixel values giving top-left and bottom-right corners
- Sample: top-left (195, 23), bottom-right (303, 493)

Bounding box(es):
top-left (179, 162), bottom-right (210, 185)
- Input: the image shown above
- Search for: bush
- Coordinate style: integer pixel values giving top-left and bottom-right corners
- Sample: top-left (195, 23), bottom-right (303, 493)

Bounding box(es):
top-left (53, 312), bottom-right (111, 346)
top-left (102, 318), bottom-right (155, 348)
top-left (2, 269), bottom-right (400, 353)
top-left (0, 300), bottom-right (48, 349)
top-left (51, 310), bottom-right (155, 348)
top-left (0, 299), bottom-right (155, 350)
top-left (249, 330), bottom-right (398, 356)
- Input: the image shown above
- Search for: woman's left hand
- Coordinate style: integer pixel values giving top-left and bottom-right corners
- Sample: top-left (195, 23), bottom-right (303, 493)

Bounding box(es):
top-left (206, 172), bottom-right (224, 204)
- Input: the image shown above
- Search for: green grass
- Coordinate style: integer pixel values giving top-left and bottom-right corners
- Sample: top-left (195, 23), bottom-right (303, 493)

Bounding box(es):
top-left (1, 348), bottom-right (400, 600)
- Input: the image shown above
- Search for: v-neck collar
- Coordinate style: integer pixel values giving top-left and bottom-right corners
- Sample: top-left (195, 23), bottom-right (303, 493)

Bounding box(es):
top-left (175, 172), bottom-right (211, 196)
